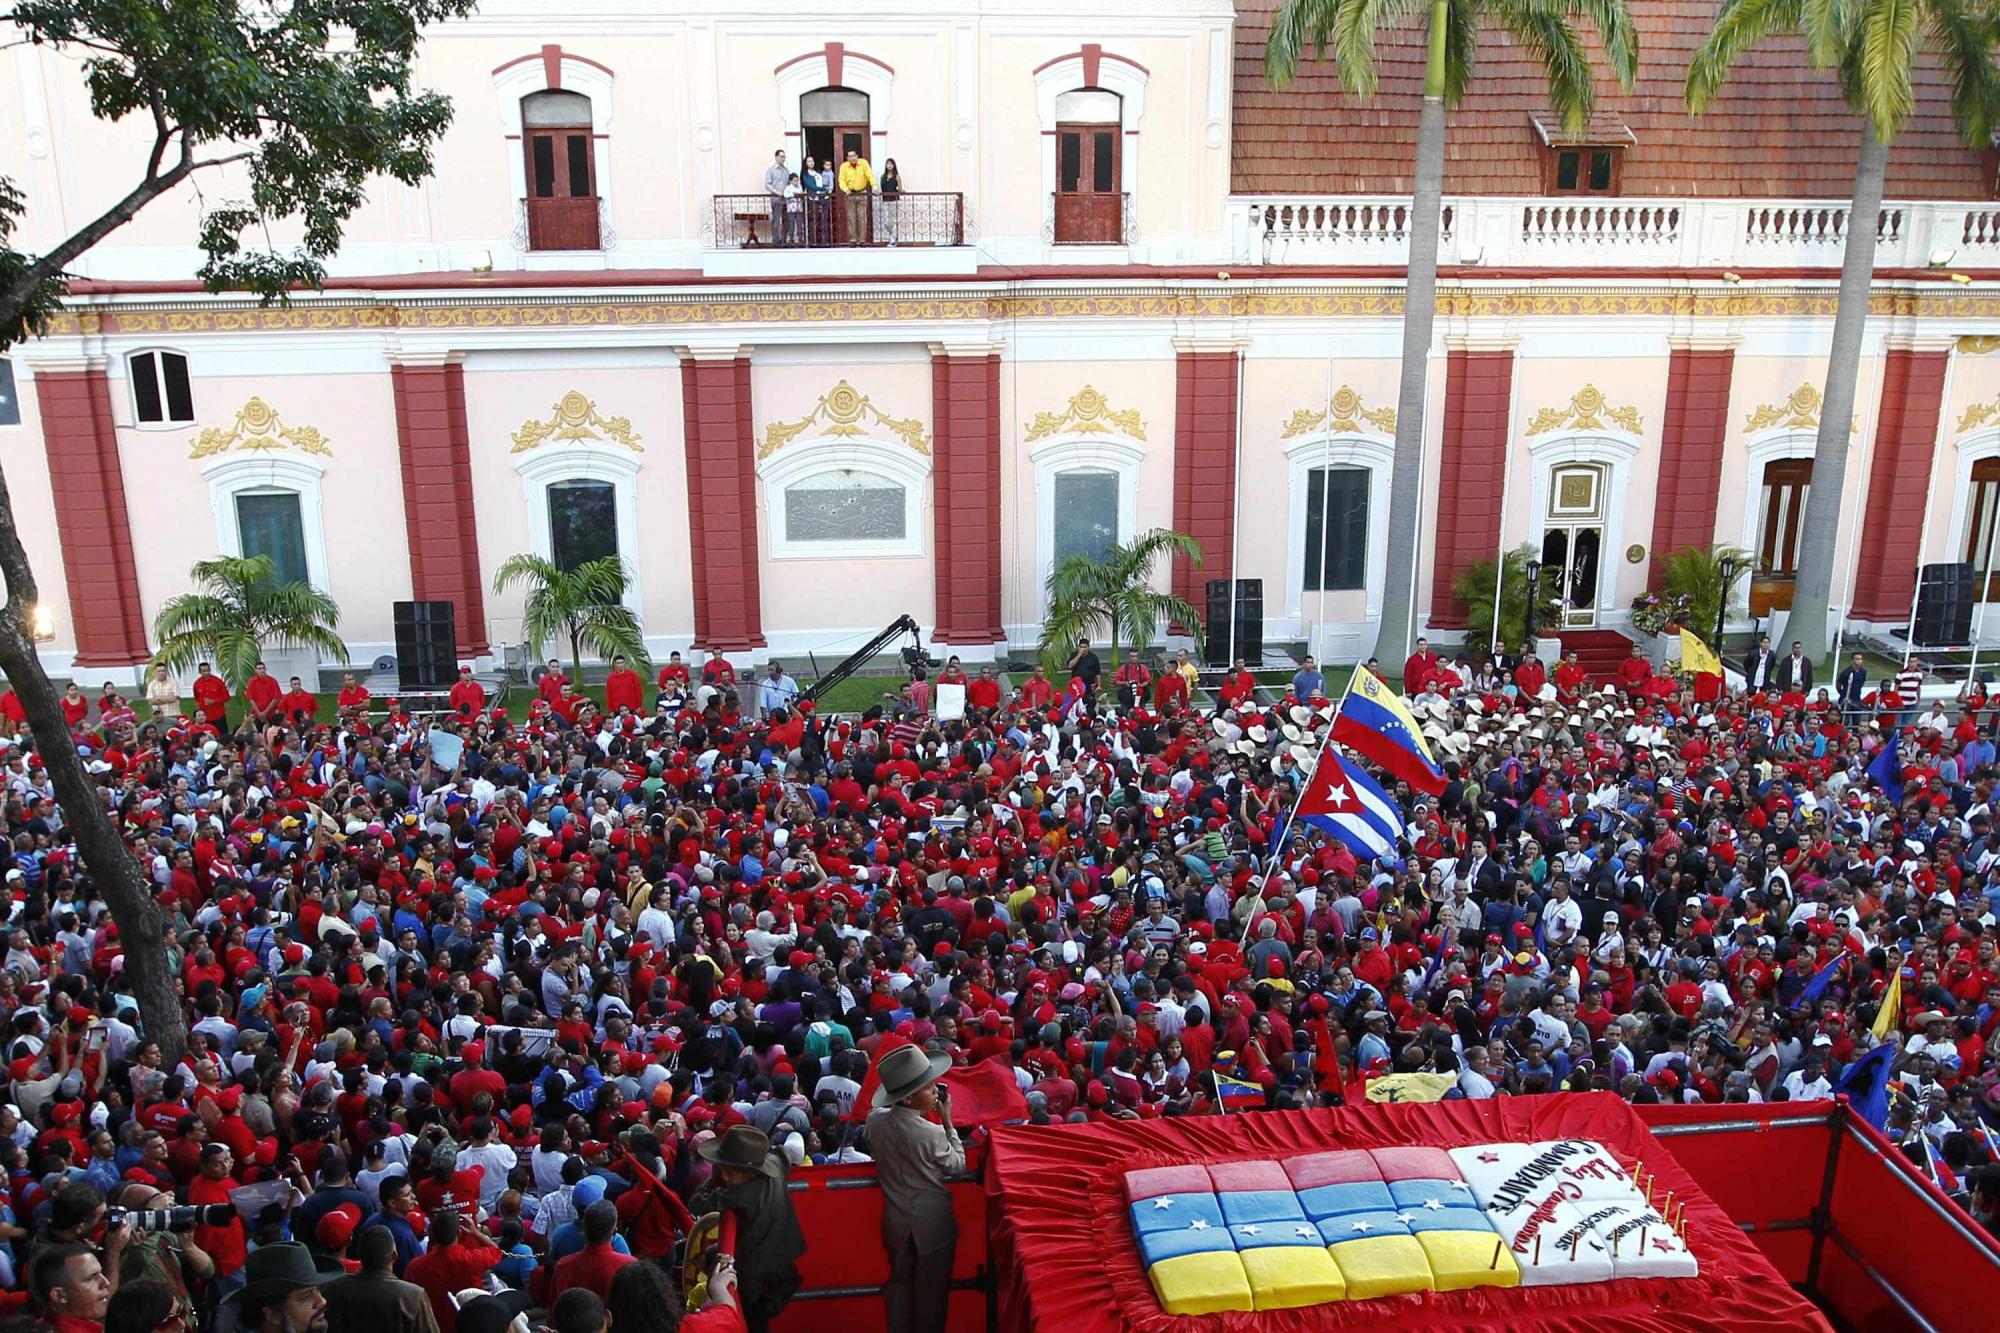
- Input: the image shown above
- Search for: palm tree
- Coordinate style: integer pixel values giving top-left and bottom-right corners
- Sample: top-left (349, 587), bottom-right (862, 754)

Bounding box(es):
top-left (493, 553), bottom-right (650, 681)
top-left (1655, 543), bottom-right (1755, 648)
top-left (1688, 0), bottom-right (2000, 660)
top-left (1266, 0), bottom-right (1639, 673)
top-left (1454, 544), bottom-right (1564, 648)
top-left (1040, 528), bottom-right (1206, 671)
top-left (152, 555), bottom-right (348, 689)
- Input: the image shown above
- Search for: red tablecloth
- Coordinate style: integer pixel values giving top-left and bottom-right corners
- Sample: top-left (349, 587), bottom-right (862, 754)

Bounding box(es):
top-left (984, 1092), bottom-right (1827, 1332)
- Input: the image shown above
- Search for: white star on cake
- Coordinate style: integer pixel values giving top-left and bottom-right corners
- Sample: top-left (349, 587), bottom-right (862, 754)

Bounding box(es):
top-left (1422, 1198), bottom-right (1444, 1210)
top-left (1188, 1218), bottom-right (1209, 1231)
top-left (1350, 1220), bottom-right (1372, 1233)
top-left (1152, 1197), bottom-right (1174, 1209)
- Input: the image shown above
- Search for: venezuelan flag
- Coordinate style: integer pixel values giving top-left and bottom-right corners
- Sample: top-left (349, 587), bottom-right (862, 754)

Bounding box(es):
top-left (1329, 667), bottom-right (1446, 795)
top-left (1212, 1071), bottom-right (1265, 1105)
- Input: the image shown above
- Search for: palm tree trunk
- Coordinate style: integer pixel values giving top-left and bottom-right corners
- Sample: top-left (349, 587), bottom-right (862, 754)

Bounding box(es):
top-left (0, 466), bottom-right (187, 1064)
top-left (1785, 121), bottom-right (1886, 662)
top-left (1373, 0), bottom-right (1451, 678)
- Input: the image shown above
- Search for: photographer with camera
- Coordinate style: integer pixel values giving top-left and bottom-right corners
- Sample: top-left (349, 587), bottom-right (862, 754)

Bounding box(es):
top-left (103, 1184), bottom-right (216, 1324)
top-left (28, 1184), bottom-right (130, 1305)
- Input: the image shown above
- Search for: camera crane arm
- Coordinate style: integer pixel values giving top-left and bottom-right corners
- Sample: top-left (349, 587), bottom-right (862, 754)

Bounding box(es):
top-left (801, 614), bottom-right (924, 707)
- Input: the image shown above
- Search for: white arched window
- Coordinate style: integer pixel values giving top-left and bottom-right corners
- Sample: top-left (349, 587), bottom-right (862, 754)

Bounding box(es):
top-left (128, 348), bottom-right (194, 426)
top-left (1033, 50), bottom-right (1147, 246)
top-left (203, 453), bottom-right (329, 591)
top-left (515, 441), bottom-right (643, 610)
top-left (1529, 430), bottom-right (1642, 630)
top-left (1030, 433), bottom-right (1145, 599)
top-left (1283, 430), bottom-right (1394, 632)
top-left (759, 438), bottom-right (928, 560)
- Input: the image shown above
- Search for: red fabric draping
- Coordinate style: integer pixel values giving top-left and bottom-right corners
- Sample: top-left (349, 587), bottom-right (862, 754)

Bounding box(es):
top-left (941, 1059), bottom-right (1031, 1131)
top-left (985, 1093), bottom-right (1826, 1333)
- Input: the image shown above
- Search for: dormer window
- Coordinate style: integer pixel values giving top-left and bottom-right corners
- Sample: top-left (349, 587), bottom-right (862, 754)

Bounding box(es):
top-left (1532, 113), bottom-right (1633, 197)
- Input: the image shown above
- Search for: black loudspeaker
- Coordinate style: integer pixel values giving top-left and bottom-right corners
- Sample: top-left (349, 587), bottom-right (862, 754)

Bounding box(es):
top-left (1913, 562), bottom-right (1975, 647)
top-left (392, 601), bottom-right (458, 692)
top-left (1203, 578), bottom-right (1265, 667)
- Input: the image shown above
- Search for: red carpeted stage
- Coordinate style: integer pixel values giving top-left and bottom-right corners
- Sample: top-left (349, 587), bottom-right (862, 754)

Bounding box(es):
top-left (769, 1095), bottom-right (1999, 1333)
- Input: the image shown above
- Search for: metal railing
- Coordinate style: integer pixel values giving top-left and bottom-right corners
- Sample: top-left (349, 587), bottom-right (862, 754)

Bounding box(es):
top-left (517, 196), bottom-right (604, 252)
top-left (708, 192), bottom-right (964, 249)
top-left (1229, 194), bottom-right (2000, 269)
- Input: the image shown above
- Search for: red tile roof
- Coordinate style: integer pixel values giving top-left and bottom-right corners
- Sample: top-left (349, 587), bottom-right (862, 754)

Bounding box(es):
top-left (1232, 0), bottom-right (1993, 199)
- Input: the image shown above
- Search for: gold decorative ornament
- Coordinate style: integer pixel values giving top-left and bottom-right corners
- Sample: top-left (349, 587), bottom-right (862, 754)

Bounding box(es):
top-left (1279, 385), bottom-right (1396, 437)
top-left (1959, 335), bottom-right (2000, 354)
top-left (758, 379), bottom-right (930, 460)
top-left (510, 390), bottom-right (642, 453)
top-left (188, 397), bottom-right (332, 458)
top-left (1525, 384), bottom-right (1643, 436)
top-left (1626, 543), bottom-right (1646, 564)
top-left (1957, 393), bottom-right (2000, 435)
top-left (1742, 383), bottom-right (1854, 433)
top-left (1024, 385), bottom-right (1147, 442)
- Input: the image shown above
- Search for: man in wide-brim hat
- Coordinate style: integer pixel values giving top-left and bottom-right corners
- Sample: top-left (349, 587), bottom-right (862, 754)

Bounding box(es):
top-left (689, 1124), bottom-right (806, 1332)
top-left (866, 1043), bottom-right (964, 1333)
top-left (225, 1242), bottom-right (342, 1333)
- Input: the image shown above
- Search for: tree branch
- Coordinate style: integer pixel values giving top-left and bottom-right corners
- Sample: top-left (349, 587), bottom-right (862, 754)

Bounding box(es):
top-left (16, 149), bottom-right (197, 295)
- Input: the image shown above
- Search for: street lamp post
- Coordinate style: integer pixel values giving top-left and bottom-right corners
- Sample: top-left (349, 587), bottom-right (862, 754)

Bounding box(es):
top-left (1524, 559), bottom-right (1543, 648)
top-left (1715, 556), bottom-right (1737, 649)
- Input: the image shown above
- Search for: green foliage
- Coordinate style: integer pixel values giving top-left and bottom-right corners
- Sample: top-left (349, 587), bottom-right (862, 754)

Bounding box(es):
top-left (1264, 0), bottom-right (1640, 132)
top-left (1654, 544), bottom-right (1755, 646)
top-left (493, 553), bottom-right (650, 680)
top-left (1688, 0), bottom-right (2000, 144)
top-left (1038, 529), bottom-right (1206, 671)
top-left (1453, 544), bottom-right (1563, 648)
top-left (151, 555), bottom-right (348, 690)
top-left (1, 0), bottom-right (481, 352)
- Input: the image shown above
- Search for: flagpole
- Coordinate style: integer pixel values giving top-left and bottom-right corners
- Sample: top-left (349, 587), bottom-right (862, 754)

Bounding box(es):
top-left (1238, 674), bottom-right (1360, 947)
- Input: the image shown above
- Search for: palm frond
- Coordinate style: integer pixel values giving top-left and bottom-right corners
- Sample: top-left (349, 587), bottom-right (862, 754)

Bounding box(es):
top-left (1802, 0), bottom-right (1861, 65)
top-left (1333, 0), bottom-right (1397, 97)
top-left (492, 552), bottom-right (564, 595)
top-left (573, 603), bottom-right (651, 669)
top-left (1687, 0), bottom-right (1808, 113)
top-left (1122, 527), bottom-right (1206, 570)
top-left (215, 628), bottom-right (266, 692)
top-left (1266, 0), bottom-right (1342, 87)
top-left (1444, 0), bottom-right (1481, 104)
top-left (1926, 0), bottom-right (2000, 146)
top-left (1857, 0), bottom-right (1920, 138)
top-left (1492, 0), bottom-right (1597, 133)
top-left (1566, 0), bottom-right (1642, 89)
top-left (150, 594), bottom-right (241, 675)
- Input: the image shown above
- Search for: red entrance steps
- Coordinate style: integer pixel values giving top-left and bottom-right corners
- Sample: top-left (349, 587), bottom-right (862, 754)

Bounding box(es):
top-left (1558, 629), bottom-right (1636, 686)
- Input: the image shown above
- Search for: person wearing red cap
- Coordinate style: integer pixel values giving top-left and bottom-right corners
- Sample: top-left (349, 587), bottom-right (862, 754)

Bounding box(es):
top-left (315, 1205), bottom-right (365, 1274)
top-left (403, 1209), bottom-right (502, 1333)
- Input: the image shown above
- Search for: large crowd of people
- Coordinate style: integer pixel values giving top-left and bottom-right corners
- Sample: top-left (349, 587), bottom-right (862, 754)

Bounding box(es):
top-left (1, 625), bottom-right (1999, 1333)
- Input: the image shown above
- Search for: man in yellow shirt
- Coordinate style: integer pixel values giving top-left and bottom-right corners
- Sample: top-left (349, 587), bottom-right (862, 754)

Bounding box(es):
top-left (837, 148), bottom-right (874, 242)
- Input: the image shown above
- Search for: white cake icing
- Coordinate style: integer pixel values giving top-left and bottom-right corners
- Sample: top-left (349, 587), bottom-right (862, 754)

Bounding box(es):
top-left (1447, 1138), bottom-right (1697, 1284)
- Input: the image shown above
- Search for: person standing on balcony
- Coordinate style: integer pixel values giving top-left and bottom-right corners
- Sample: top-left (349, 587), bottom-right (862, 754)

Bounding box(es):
top-left (761, 149), bottom-right (790, 245)
top-left (801, 156), bottom-right (832, 245)
top-left (836, 147), bottom-right (874, 244)
top-left (878, 158), bottom-right (902, 246)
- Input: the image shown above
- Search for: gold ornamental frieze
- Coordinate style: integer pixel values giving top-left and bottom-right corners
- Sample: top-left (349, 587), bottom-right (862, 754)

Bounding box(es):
top-left (758, 380), bottom-right (930, 460)
top-left (188, 397), bottom-right (332, 458)
top-left (510, 390), bottom-right (642, 453)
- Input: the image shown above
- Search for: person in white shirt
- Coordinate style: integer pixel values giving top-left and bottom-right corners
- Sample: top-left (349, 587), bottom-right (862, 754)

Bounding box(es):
top-left (744, 910), bottom-right (797, 967)
top-left (1780, 1050), bottom-right (1833, 1101)
top-left (1457, 1047), bottom-right (1498, 1099)
top-left (635, 886), bottom-right (677, 952)
top-left (1543, 881), bottom-right (1583, 951)
top-left (455, 1115), bottom-right (518, 1213)
top-left (1593, 912), bottom-right (1625, 965)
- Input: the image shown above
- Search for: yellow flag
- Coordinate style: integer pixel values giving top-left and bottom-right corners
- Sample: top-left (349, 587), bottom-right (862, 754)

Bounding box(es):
top-left (1680, 629), bottom-right (1723, 678)
top-left (1871, 968), bottom-right (1902, 1041)
top-left (1366, 1073), bottom-right (1459, 1104)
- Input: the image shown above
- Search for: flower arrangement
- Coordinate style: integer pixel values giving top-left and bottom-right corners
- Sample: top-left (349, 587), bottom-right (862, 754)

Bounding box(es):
top-left (1629, 590), bottom-right (1693, 636)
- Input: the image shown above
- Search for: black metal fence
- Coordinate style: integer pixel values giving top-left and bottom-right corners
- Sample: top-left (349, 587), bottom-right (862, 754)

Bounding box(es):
top-left (710, 192), bottom-right (964, 249)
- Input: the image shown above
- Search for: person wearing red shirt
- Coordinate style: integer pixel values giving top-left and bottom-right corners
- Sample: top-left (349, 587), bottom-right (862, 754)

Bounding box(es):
top-left (603, 655), bottom-right (644, 715)
top-left (280, 676), bottom-right (319, 725)
top-left (1403, 638), bottom-right (1440, 693)
top-left (189, 1142), bottom-right (249, 1281)
top-left (1513, 651), bottom-right (1547, 700)
top-left (58, 682), bottom-right (90, 728)
top-left (1153, 667), bottom-right (1189, 712)
top-left (334, 672), bottom-right (371, 722)
top-left (243, 663), bottom-right (284, 723)
top-left (1217, 660), bottom-right (1257, 708)
top-left (1018, 665), bottom-right (1055, 711)
top-left (448, 665), bottom-right (486, 718)
top-left (1616, 648), bottom-right (1653, 696)
top-left (0, 685), bottom-right (25, 727)
top-left (188, 662), bottom-right (232, 726)
top-left (656, 650), bottom-right (692, 698)
top-left (536, 658), bottom-right (570, 703)
top-left (700, 648), bottom-right (737, 709)
top-left (1552, 651), bottom-right (1586, 697)
top-left (543, 1202), bottom-right (633, 1304)
top-left (405, 1209), bottom-right (504, 1333)
top-left (966, 667), bottom-right (1002, 712)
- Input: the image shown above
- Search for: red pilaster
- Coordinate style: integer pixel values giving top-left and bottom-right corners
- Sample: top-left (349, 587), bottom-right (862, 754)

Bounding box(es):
top-left (34, 366), bottom-right (150, 667)
top-left (1172, 350), bottom-right (1240, 609)
top-left (1428, 349), bottom-right (1514, 627)
top-left (1648, 346), bottom-right (1736, 585)
top-left (391, 361), bottom-right (489, 656)
top-left (930, 351), bottom-right (1003, 645)
top-left (680, 354), bottom-right (764, 650)
top-left (1850, 346), bottom-right (1950, 622)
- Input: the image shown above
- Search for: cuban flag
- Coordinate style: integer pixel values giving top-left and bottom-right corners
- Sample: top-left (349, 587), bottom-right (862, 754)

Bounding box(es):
top-left (1330, 667), bottom-right (1446, 795)
top-left (1296, 749), bottom-right (1407, 861)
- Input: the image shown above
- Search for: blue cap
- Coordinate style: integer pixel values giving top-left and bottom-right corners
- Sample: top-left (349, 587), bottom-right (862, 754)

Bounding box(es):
top-left (571, 1175), bottom-right (606, 1207)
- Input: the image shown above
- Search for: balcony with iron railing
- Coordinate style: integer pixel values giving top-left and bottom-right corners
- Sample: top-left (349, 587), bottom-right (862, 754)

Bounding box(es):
top-left (1226, 195), bottom-right (2000, 271)
top-left (1047, 192), bottom-right (1133, 246)
top-left (708, 192), bottom-right (965, 250)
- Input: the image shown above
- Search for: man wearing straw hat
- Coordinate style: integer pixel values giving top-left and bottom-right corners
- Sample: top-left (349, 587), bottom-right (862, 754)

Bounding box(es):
top-left (866, 1044), bottom-right (964, 1333)
top-left (689, 1125), bottom-right (805, 1333)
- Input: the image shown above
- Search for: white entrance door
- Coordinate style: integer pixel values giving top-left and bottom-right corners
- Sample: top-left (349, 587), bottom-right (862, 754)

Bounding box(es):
top-left (1539, 463), bottom-right (1608, 629)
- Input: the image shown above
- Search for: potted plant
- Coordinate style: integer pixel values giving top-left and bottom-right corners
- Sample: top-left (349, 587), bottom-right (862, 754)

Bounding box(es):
top-left (1454, 545), bottom-right (1563, 657)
